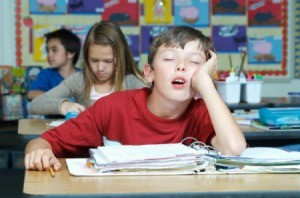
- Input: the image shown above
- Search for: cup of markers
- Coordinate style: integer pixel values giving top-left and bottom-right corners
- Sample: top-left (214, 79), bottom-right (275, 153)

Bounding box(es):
top-left (215, 68), bottom-right (242, 104)
top-left (241, 74), bottom-right (263, 104)
top-left (216, 70), bottom-right (263, 104)
top-left (65, 111), bottom-right (79, 120)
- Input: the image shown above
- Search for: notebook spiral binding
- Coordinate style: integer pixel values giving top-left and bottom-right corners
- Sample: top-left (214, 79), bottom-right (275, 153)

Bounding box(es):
top-left (181, 137), bottom-right (220, 173)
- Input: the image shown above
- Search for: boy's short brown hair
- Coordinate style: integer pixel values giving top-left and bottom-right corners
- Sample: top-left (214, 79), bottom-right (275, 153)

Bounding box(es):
top-left (147, 26), bottom-right (215, 68)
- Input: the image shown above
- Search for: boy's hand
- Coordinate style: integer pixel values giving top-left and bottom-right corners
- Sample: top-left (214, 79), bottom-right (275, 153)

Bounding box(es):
top-left (191, 50), bottom-right (217, 92)
top-left (199, 50), bottom-right (217, 79)
top-left (25, 149), bottom-right (61, 171)
top-left (60, 101), bottom-right (85, 115)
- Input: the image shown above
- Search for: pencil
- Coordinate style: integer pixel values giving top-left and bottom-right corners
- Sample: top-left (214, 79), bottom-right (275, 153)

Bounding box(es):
top-left (49, 166), bottom-right (55, 177)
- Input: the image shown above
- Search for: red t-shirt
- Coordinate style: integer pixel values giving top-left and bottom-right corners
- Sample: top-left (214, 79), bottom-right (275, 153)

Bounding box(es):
top-left (41, 88), bottom-right (215, 157)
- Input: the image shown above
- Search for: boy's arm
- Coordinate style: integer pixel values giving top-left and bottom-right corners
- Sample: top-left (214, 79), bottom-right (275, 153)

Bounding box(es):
top-left (25, 138), bottom-right (61, 171)
top-left (192, 52), bottom-right (246, 156)
top-left (27, 70), bottom-right (48, 100)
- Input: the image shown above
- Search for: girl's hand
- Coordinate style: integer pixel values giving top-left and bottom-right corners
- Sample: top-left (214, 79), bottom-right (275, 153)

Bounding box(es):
top-left (60, 101), bottom-right (85, 115)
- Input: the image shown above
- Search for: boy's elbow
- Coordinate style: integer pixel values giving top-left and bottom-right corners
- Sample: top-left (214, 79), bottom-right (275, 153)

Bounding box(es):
top-left (223, 141), bottom-right (247, 156)
top-left (213, 137), bottom-right (247, 156)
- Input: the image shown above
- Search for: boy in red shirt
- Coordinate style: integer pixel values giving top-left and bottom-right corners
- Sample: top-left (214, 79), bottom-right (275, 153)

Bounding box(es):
top-left (25, 26), bottom-right (246, 171)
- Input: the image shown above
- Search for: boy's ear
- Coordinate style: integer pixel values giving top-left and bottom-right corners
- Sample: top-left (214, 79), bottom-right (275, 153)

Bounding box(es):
top-left (143, 64), bottom-right (154, 83)
top-left (67, 52), bottom-right (75, 60)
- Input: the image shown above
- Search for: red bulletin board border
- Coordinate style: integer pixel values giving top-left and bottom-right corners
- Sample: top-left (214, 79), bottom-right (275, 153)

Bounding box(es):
top-left (16, 0), bottom-right (22, 66)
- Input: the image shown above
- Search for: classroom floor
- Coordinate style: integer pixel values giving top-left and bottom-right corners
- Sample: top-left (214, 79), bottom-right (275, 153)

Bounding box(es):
top-left (0, 169), bottom-right (25, 198)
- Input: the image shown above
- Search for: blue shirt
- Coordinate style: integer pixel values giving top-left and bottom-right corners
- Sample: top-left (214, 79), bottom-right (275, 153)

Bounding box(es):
top-left (28, 68), bottom-right (80, 91)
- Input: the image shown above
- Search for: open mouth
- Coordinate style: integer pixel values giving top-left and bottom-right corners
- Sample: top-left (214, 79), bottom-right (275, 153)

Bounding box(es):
top-left (172, 78), bottom-right (186, 86)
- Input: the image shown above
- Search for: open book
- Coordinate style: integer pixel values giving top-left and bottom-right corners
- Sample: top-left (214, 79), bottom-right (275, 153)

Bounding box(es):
top-left (66, 140), bottom-right (300, 176)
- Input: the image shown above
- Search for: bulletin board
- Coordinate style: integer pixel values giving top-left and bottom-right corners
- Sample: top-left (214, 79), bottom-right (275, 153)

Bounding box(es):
top-left (15, 0), bottom-right (295, 81)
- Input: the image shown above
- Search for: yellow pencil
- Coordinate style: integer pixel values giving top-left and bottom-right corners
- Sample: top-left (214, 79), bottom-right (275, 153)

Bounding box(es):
top-left (49, 166), bottom-right (55, 177)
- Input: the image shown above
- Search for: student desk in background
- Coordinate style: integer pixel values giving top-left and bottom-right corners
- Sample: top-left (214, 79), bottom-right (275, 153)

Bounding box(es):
top-left (228, 97), bottom-right (300, 112)
top-left (23, 158), bottom-right (300, 197)
top-left (18, 119), bottom-right (300, 147)
top-left (18, 119), bottom-right (52, 135)
top-left (262, 97), bottom-right (300, 108)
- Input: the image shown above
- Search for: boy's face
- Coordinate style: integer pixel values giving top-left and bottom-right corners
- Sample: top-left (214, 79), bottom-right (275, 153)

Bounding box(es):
top-left (149, 40), bottom-right (206, 102)
top-left (46, 38), bottom-right (73, 68)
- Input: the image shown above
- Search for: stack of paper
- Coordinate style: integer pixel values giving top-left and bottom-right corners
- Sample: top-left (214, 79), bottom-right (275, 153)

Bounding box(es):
top-left (65, 145), bottom-right (300, 176)
top-left (213, 147), bottom-right (300, 173)
top-left (88, 143), bottom-right (213, 175)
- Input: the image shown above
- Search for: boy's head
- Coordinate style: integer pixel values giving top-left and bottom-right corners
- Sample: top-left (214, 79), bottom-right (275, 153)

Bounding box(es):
top-left (147, 26), bottom-right (215, 69)
top-left (45, 29), bottom-right (81, 66)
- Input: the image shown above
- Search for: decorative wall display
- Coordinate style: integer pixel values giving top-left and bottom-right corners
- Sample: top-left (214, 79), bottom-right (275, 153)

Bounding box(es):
top-left (141, 26), bottom-right (171, 53)
top-left (212, 0), bottom-right (246, 15)
top-left (173, 0), bottom-right (210, 27)
top-left (68, 0), bottom-right (104, 14)
top-left (212, 25), bottom-right (246, 53)
top-left (29, 0), bottom-right (68, 14)
top-left (16, 0), bottom-right (294, 81)
top-left (0, 66), bottom-right (26, 94)
top-left (125, 34), bottom-right (140, 61)
top-left (248, 36), bottom-right (282, 64)
top-left (102, 0), bottom-right (139, 26)
top-left (248, 0), bottom-right (281, 27)
top-left (144, 0), bottom-right (172, 24)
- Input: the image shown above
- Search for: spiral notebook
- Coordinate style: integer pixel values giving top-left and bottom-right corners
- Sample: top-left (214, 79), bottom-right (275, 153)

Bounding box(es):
top-left (66, 138), bottom-right (300, 176)
top-left (66, 138), bottom-right (219, 176)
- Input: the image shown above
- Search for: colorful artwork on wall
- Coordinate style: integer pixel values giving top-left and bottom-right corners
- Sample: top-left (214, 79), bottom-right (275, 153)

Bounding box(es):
top-left (29, 0), bottom-right (68, 14)
top-left (102, 0), bottom-right (139, 26)
top-left (212, 0), bottom-right (246, 15)
top-left (248, 0), bottom-right (282, 27)
top-left (144, 0), bottom-right (172, 24)
top-left (173, 0), bottom-right (210, 27)
top-left (248, 36), bottom-right (282, 64)
top-left (68, 0), bottom-right (104, 14)
top-left (213, 25), bottom-right (247, 53)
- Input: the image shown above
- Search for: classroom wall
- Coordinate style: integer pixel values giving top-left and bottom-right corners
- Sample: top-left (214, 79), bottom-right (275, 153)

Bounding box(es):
top-left (0, 1), bottom-right (298, 97)
top-left (0, 1), bottom-right (15, 66)
top-left (262, 80), bottom-right (299, 97)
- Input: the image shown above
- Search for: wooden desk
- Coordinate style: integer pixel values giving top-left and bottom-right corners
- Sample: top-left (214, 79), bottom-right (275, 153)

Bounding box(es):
top-left (228, 102), bottom-right (268, 111)
top-left (18, 119), bottom-right (55, 135)
top-left (228, 97), bottom-right (300, 111)
top-left (23, 159), bottom-right (300, 197)
top-left (18, 119), bottom-right (300, 141)
top-left (262, 97), bottom-right (300, 108)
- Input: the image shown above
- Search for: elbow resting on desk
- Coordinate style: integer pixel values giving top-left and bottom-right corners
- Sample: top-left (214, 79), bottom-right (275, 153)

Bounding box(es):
top-left (212, 137), bottom-right (247, 156)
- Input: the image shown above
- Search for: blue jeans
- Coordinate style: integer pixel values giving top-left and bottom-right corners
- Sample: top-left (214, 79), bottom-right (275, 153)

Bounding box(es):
top-left (279, 144), bottom-right (300, 152)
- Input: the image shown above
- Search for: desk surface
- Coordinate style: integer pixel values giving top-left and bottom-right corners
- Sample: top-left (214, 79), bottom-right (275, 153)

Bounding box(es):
top-left (262, 97), bottom-right (300, 108)
top-left (18, 119), bottom-right (300, 140)
top-left (18, 119), bottom-right (55, 135)
top-left (227, 97), bottom-right (300, 111)
top-left (23, 159), bottom-right (300, 197)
